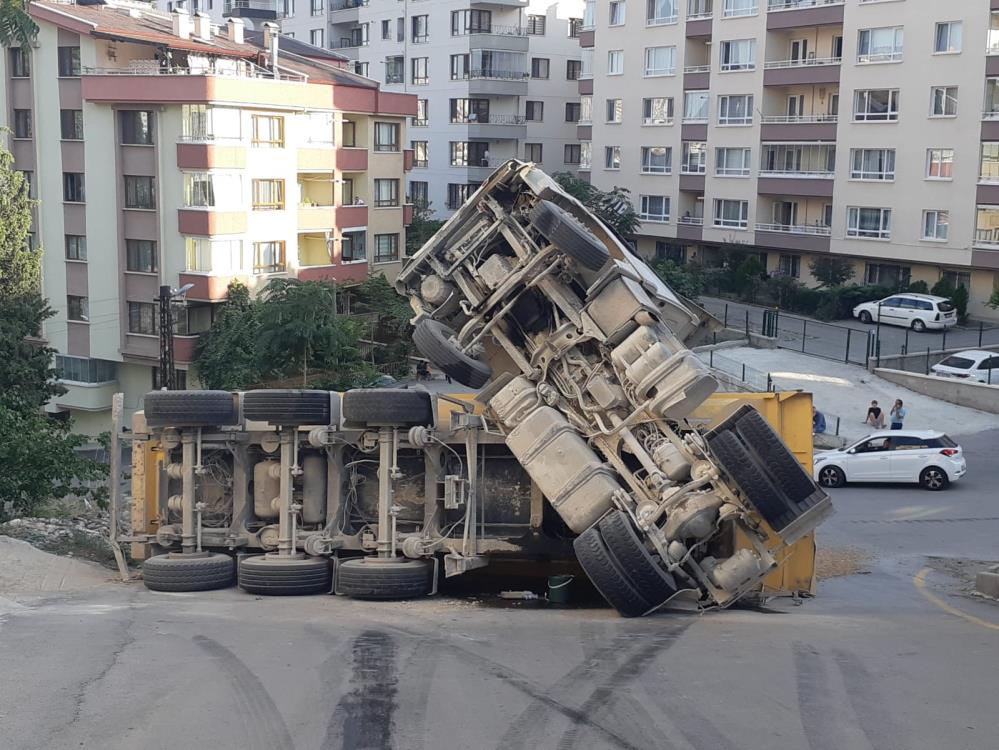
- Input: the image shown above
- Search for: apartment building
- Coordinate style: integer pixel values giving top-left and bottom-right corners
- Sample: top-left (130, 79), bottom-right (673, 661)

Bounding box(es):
top-left (1, 0), bottom-right (416, 432)
top-left (577, 0), bottom-right (999, 320)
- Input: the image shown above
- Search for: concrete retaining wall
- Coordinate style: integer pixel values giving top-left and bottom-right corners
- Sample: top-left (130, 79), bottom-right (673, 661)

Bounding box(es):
top-left (870, 344), bottom-right (999, 374)
top-left (874, 368), bottom-right (999, 414)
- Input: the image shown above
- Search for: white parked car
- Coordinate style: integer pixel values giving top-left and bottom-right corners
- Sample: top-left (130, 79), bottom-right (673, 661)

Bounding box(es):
top-left (852, 293), bottom-right (957, 332)
top-left (930, 350), bottom-right (999, 384)
top-left (813, 430), bottom-right (966, 491)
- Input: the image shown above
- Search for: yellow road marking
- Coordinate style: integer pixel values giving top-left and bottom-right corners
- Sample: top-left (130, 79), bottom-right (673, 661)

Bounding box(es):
top-left (914, 567), bottom-right (999, 632)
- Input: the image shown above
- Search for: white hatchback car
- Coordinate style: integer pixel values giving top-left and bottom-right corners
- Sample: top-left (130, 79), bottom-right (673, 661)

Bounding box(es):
top-left (813, 430), bottom-right (966, 491)
top-left (852, 293), bottom-right (957, 332)
top-left (931, 350), bottom-right (999, 385)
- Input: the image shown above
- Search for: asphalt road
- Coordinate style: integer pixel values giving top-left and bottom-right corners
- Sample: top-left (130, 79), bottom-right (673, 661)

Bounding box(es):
top-left (700, 296), bottom-right (999, 366)
top-left (2, 432), bottom-right (998, 750)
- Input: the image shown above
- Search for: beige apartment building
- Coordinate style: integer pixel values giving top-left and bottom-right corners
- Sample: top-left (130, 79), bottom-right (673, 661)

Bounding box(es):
top-left (1, 0), bottom-right (416, 433)
top-left (577, 0), bottom-right (999, 320)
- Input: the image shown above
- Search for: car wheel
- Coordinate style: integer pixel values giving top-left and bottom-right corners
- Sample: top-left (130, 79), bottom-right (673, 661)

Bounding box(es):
top-left (911, 319), bottom-right (927, 332)
top-left (919, 466), bottom-right (949, 491)
top-left (529, 200), bottom-right (610, 272)
top-left (143, 552), bottom-right (235, 592)
top-left (412, 319), bottom-right (492, 388)
top-left (858, 310), bottom-right (873, 324)
top-left (337, 557), bottom-right (433, 600)
top-left (817, 466), bottom-right (845, 489)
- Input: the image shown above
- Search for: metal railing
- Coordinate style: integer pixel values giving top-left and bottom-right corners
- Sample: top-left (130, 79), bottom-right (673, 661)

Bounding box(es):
top-left (647, 14), bottom-right (679, 25)
top-left (332, 38), bottom-right (369, 49)
top-left (857, 51), bottom-right (903, 64)
top-left (468, 69), bottom-right (530, 80)
top-left (454, 113), bottom-right (526, 125)
top-left (687, 11), bottom-right (713, 19)
top-left (679, 215), bottom-right (704, 225)
top-left (758, 169), bottom-right (834, 178)
top-left (224, 0), bottom-right (275, 12)
top-left (639, 212), bottom-right (670, 223)
top-left (983, 110), bottom-right (999, 120)
top-left (463, 24), bottom-right (526, 36)
top-left (755, 222), bottom-right (832, 236)
top-left (83, 63), bottom-right (308, 82)
top-left (330, 0), bottom-right (367, 9)
top-left (761, 114), bottom-right (837, 124)
top-left (683, 64), bottom-right (710, 73)
top-left (974, 228), bottom-right (999, 247)
top-left (682, 116), bottom-right (709, 124)
top-left (764, 56), bottom-right (841, 69)
top-left (768, 0), bottom-right (843, 10)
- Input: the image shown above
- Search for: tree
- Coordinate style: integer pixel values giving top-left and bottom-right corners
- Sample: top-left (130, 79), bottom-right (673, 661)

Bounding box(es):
top-left (552, 172), bottom-right (641, 239)
top-left (988, 289), bottom-right (999, 310)
top-left (951, 283), bottom-right (969, 321)
top-left (0, 0), bottom-right (38, 50)
top-left (808, 257), bottom-right (856, 288)
top-left (0, 146), bottom-right (39, 298)
top-left (346, 274), bottom-right (415, 379)
top-left (405, 202), bottom-right (445, 257)
top-left (193, 282), bottom-right (263, 390)
top-left (652, 260), bottom-right (703, 299)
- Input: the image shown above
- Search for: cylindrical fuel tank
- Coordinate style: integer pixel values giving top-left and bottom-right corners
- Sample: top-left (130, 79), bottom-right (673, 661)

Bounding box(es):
top-left (302, 454), bottom-right (327, 525)
top-left (253, 460), bottom-right (280, 520)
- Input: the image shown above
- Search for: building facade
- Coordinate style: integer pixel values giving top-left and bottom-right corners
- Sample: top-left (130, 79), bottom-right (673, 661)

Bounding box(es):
top-left (1, 0), bottom-right (416, 432)
top-left (578, 0), bottom-right (999, 320)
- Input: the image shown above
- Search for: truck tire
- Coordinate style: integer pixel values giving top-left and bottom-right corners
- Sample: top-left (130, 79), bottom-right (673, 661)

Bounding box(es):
top-left (529, 200), bottom-right (610, 272)
top-left (238, 555), bottom-right (332, 595)
top-left (144, 391), bottom-right (238, 428)
top-left (708, 430), bottom-right (788, 529)
top-left (598, 511), bottom-right (678, 605)
top-left (413, 319), bottom-right (492, 388)
top-left (734, 410), bottom-right (816, 503)
top-left (142, 552), bottom-right (235, 592)
top-left (243, 389), bottom-right (332, 426)
top-left (341, 389), bottom-right (434, 427)
top-left (574, 526), bottom-right (652, 617)
top-left (337, 557), bottom-right (433, 600)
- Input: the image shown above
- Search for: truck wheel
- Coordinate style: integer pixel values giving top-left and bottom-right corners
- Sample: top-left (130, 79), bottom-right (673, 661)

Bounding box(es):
top-left (413, 319), bottom-right (492, 388)
top-left (238, 555), bottom-right (332, 595)
top-left (142, 552), bottom-right (234, 592)
top-left (597, 511), bottom-right (678, 605)
top-left (573, 526), bottom-right (652, 617)
top-left (144, 391), bottom-right (238, 428)
top-left (708, 430), bottom-right (790, 530)
top-left (243, 390), bottom-right (333, 426)
top-left (341, 389), bottom-right (434, 427)
top-left (337, 557), bottom-right (433, 600)
top-left (734, 410), bottom-right (816, 503)
top-left (529, 200), bottom-right (610, 272)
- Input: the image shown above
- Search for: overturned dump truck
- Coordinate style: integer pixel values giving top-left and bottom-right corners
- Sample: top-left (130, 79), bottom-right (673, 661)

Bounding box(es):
top-left (129, 160), bottom-right (831, 616)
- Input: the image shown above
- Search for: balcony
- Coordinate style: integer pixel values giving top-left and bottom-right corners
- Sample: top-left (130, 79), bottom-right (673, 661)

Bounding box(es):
top-left (336, 204), bottom-right (368, 229)
top-left (462, 113), bottom-right (528, 139)
top-left (683, 65), bottom-right (710, 90)
top-left (224, 0), bottom-right (277, 19)
top-left (298, 205), bottom-right (336, 230)
top-left (467, 69), bottom-right (529, 96)
top-left (766, 0), bottom-right (844, 30)
top-left (467, 28), bottom-right (530, 52)
top-left (760, 114), bottom-right (837, 141)
top-left (329, 0), bottom-right (367, 21)
top-left (336, 147), bottom-right (368, 171)
top-left (755, 222), bottom-right (831, 252)
top-left (176, 143), bottom-right (246, 170)
top-left (179, 272), bottom-right (241, 302)
top-left (763, 56), bottom-right (840, 85)
top-left (298, 262), bottom-right (370, 284)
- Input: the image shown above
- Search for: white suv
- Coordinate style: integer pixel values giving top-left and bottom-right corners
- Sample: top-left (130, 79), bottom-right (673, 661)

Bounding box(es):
top-left (852, 293), bottom-right (957, 331)
top-left (813, 430), bottom-right (966, 490)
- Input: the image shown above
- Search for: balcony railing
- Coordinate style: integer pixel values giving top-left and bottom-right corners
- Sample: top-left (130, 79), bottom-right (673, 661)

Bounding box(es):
top-left (639, 212), bottom-right (670, 223)
top-left (679, 215), bottom-right (704, 225)
top-left (683, 64), bottom-right (710, 73)
top-left (759, 169), bottom-right (834, 178)
top-left (985, 110), bottom-right (999, 121)
top-left (332, 38), bottom-right (369, 49)
top-left (687, 11), bottom-right (713, 19)
top-left (682, 116), bottom-right (709, 124)
top-left (330, 0), bottom-right (367, 9)
top-left (767, 0), bottom-right (843, 10)
top-left (975, 228), bottom-right (999, 248)
top-left (83, 63), bottom-right (308, 83)
top-left (468, 69), bottom-right (530, 80)
top-left (647, 14), bottom-right (678, 25)
top-left (761, 114), bottom-right (837, 123)
top-left (453, 113), bottom-right (526, 125)
top-left (457, 24), bottom-right (526, 36)
top-left (755, 222), bottom-right (832, 236)
top-left (224, 0), bottom-right (276, 13)
top-left (764, 56), bottom-right (841, 69)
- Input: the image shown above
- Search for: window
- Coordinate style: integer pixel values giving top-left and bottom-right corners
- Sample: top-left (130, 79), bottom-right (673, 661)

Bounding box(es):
top-left (857, 27), bottom-right (903, 63)
top-left (526, 101), bottom-right (544, 121)
top-left (681, 141), bottom-right (707, 174)
top-left (567, 60), bottom-right (582, 80)
top-left (850, 149), bottom-right (895, 181)
top-left (923, 210), bottom-right (949, 241)
top-left (934, 21), bottom-right (961, 54)
top-left (451, 98), bottom-right (489, 123)
top-left (309, 28), bottom-right (323, 48)
top-left (57, 46), bottom-right (81, 76)
top-left (252, 115), bottom-right (284, 147)
top-left (647, 0), bottom-right (677, 24)
top-left (9, 47), bottom-right (30, 77)
top-left (410, 181), bottom-right (429, 207)
top-left (13, 109), bottom-right (31, 139)
top-left (981, 143), bottom-right (999, 182)
top-left (450, 142), bottom-right (489, 166)
top-left (569, 18), bottom-right (583, 37)
top-left (640, 146), bottom-right (671, 174)
top-left (713, 199), bottom-right (748, 228)
top-left (655, 242), bottom-right (686, 262)
top-left (854, 89), bottom-right (899, 122)
top-left (374, 179), bottom-right (400, 207)
top-left (847, 207), bottom-right (892, 239)
top-left (720, 39), bottom-right (755, 71)
top-left (715, 147), bottom-right (751, 176)
top-left (374, 122), bottom-right (400, 152)
top-left (412, 15), bottom-right (429, 43)
top-left (606, 99), bottom-right (623, 123)
top-left (126, 239), bottom-right (157, 272)
top-left (930, 86), bottom-right (958, 117)
top-left (864, 263), bottom-right (909, 286)
top-left (65, 235), bottom-right (87, 261)
top-left (67, 295), bottom-right (89, 322)
top-left (564, 144), bottom-right (582, 164)
top-left (941, 270), bottom-right (970, 291)
top-left (253, 241), bottom-right (286, 273)
top-left (413, 99), bottom-right (428, 127)
top-left (722, 0), bottom-right (755, 18)
top-left (120, 110), bottom-right (154, 145)
top-left (927, 149), bottom-right (954, 180)
top-left (341, 230), bottom-right (366, 262)
top-left (396, 18), bottom-right (404, 42)
top-left (524, 143), bottom-right (543, 163)
top-left (252, 179), bottom-right (285, 210)
top-left (778, 254), bottom-right (800, 278)
top-left (354, 61), bottom-right (368, 77)
top-left (374, 234), bottom-right (400, 263)
top-left (385, 56), bottom-right (404, 84)
top-left (642, 97), bottom-right (673, 125)
top-left (450, 54), bottom-right (469, 80)
top-left (640, 195), bottom-right (670, 222)
top-left (20, 170), bottom-right (34, 199)
top-left (579, 142), bottom-right (592, 169)
top-left (411, 57), bottom-right (429, 85)
top-left (644, 46), bottom-right (676, 76)
top-left (583, 0), bottom-right (596, 27)
top-left (451, 9), bottom-right (491, 35)
top-left (683, 91), bottom-right (709, 121)
top-left (531, 58), bottom-right (550, 79)
top-left (605, 146), bottom-right (622, 169)
top-left (609, 0), bottom-right (625, 25)
top-left (447, 183), bottom-right (478, 209)
top-left (527, 14), bottom-right (546, 34)
top-left (607, 50), bottom-right (623, 75)
top-left (310, 0), bottom-right (322, 15)
top-left (181, 105), bottom-right (241, 141)
top-left (60, 109), bottom-right (83, 140)
top-left (579, 96), bottom-right (592, 123)
top-left (185, 239), bottom-right (242, 274)
top-left (412, 141), bottom-right (428, 168)
top-left (382, 19), bottom-right (391, 39)
top-left (63, 173), bottom-right (85, 202)
top-left (126, 302), bottom-right (156, 335)
top-left (124, 176), bottom-right (155, 209)
top-left (55, 356), bottom-right (117, 384)
top-left (718, 94), bottom-right (753, 125)
top-left (565, 102), bottom-right (581, 122)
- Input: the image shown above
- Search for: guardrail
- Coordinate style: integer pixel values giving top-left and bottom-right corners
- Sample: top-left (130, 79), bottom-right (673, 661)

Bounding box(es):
top-left (764, 56), bottom-right (841, 69)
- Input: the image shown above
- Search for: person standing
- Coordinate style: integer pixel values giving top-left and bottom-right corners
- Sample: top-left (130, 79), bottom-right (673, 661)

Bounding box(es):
top-left (865, 400), bottom-right (885, 429)
top-left (889, 399), bottom-right (907, 430)
top-left (812, 406), bottom-right (826, 435)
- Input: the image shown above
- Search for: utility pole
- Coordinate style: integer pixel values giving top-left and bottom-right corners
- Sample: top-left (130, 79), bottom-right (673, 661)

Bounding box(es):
top-left (157, 284), bottom-right (176, 390)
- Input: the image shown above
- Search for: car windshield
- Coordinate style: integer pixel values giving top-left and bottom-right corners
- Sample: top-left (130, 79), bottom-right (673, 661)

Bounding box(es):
top-left (937, 301), bottom-right (955, 312)
top-left (939, 356), bottom-right (974, 369)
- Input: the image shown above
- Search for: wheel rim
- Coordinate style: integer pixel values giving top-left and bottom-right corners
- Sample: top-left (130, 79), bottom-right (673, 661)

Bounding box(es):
top-left (924, 469), bottom-right (944, 489)
top-left (819, 467), bottom-right (840, 487)
top-left (914, 320), bottom-right (925, 331)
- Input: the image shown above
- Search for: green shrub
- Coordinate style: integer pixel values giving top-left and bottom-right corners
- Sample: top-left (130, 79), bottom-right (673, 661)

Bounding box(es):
top-left (907, 280), bottom-right (929, 294)
top-left (951, 284), bottom-right (969, 321)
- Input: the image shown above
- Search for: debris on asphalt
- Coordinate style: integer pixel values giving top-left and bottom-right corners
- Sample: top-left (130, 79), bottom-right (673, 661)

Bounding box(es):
top-left (816, 546), bottom-right (873, 579)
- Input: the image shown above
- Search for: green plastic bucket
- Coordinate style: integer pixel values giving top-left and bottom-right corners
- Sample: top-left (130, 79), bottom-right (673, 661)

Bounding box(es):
top-left (547, 574), bottom-right (574, 604)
